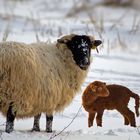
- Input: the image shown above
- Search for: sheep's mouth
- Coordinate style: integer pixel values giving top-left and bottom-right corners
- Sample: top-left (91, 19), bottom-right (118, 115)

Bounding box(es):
top-left (79, 64), bottom-right (89, 70)
top-left (78, 58), bottom-right (90, 70)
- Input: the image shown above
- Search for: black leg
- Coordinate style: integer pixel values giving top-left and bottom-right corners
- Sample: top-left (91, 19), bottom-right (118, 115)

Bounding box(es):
top-left (5, 104), bottom-right (16, 133)
top-left (46, 114), bottom-right (53, 133)
top-left (32, 113), bottom-right (41, 131)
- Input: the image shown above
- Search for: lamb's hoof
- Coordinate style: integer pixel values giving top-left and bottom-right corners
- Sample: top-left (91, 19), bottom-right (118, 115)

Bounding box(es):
top-left (46, 128), bottom-right (52, 133)
top-left (97, 124), bottom-right (102, 127)
top-left (131, 124), bottom-right (136, 127)
top-left (88, 123), bottom-right (93, 127)
top-left (31, 127), bottom-right (40, 132)
top-left (88, 125), bottom-right (93, 127)
top-left (124, 122), bottom-right (129, 125)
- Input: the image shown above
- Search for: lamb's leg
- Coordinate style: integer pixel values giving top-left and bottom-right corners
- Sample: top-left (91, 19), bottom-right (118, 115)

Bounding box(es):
top-left (96, 110), bottom-right (104, 127)
top-left (118, 107), bottom-right (136, 127)
top-left (5, 104), bottom-right (16, 133)
top-left (88, 112), bottom-right (96, 127)
top-left (46, 114), bottom-right (53, 133)
top-left (32, 113), bottom-right (41, 131)
top-left (124, 116), bottom-right (129, 125)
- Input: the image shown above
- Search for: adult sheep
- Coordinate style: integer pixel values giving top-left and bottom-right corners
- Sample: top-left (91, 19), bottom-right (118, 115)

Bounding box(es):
top-left (0, 34), bottom-right (102, 133)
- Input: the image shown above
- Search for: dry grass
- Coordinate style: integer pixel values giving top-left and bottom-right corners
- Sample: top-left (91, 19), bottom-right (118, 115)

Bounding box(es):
top-left (130, 13), bottom-right (140, 34)
top-left (102, 0), bottom-right (133, 7)
top-left (117, 28), bottom-right (127, 49)
top-left (87, 12), bottom-right (104, 35)
top-left (2, 24), bottom-right (10, 42)
top-left (136, 125), bottom-right (140, 135)
top-left (66, 0), bottom-right (95, 17)
top-left (29, 12), bottom-right (41, 42)
top-left (110, 11), bottom-right (128, 31)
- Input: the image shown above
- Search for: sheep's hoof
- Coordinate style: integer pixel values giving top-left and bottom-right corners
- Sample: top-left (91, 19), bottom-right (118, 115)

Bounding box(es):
top-left (5, 128), bottom-right (13, 133)
top-left (5, 123), bottom-right (14, 133)
top-left (46, 128), bottom-right (52, 133)
top-left (31, 127), bottom-right (40, 132)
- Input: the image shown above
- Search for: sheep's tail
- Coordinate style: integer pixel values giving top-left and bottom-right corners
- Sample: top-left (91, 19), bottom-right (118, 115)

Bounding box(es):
top-left (130, 92), bottom-right (139, 117)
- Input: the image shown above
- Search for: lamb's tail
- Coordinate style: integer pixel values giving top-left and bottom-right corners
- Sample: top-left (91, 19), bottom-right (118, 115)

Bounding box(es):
top-left (130, 92), bottom-right (140, 117)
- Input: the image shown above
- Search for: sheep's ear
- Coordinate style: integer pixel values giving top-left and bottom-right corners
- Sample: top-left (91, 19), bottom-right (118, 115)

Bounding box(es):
top-left (91, 40), bottom-right (102, 49)
top-left (57, 34), bottom-right (76, 44)
top-left (88, 36), bottom-right (102, 51)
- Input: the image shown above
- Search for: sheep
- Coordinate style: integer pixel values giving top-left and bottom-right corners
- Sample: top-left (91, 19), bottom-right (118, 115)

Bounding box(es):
top-left (82, 81), bottom-right (140, 128)
top-left (0, 34), bottom-right (102, 133)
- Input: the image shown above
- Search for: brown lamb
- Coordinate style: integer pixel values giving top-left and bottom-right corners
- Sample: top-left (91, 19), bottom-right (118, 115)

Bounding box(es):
top-left (82, 81), bottom-right (139, 128)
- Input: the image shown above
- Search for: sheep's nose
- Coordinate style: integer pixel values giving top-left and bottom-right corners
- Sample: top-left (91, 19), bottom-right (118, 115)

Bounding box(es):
top-left (82, 58), bottom-right (90, 65)
top-left (79, 58), bottom-right (90, 70)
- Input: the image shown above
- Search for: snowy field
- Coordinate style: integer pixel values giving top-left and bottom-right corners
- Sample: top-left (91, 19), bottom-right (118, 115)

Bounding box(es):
top-left (0, 0), bottom-right (140, 139)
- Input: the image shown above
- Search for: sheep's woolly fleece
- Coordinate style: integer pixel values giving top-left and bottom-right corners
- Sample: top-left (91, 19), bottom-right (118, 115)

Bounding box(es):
top-left (0, 41), bottom-right (88, 118)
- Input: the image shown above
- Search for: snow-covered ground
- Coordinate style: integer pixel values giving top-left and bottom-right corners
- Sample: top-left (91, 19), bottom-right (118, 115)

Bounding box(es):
top-left (0, 0), bottom-right (140, 139)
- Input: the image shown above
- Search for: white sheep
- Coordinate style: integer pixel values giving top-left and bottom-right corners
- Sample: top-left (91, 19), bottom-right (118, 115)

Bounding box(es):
top-left (0, 34), bottom-right (102, 133)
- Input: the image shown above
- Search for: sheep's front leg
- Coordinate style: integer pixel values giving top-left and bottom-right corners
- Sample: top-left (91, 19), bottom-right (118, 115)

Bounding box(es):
top-left (5, 104), bottom-right (16, 133)
top-left (46, 114), bottom-right (53, 133)
top-left (88, 112), bottom-right (96, 127)
top-left (32, 113), bottom-right (41, 131)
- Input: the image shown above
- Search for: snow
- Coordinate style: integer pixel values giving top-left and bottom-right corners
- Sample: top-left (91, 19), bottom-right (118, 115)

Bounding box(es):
top-left (0, 0), bottom-right (140, 139)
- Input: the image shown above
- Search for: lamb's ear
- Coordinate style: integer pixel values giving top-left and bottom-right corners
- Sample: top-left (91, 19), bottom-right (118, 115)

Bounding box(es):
top-left (103, 82), bottom-right (106, 85)
top-left (57, 34), bottom-right (76, 44)
top-left (90, 85), bottom-right (97, 93)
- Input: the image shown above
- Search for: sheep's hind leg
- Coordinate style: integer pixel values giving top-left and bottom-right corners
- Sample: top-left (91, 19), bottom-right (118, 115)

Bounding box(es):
top-left (46, 114), bottom-right (53, 133)
top-left (32, 113), bottom-right (41, 131)
top-left (5, 104), bottom-right (16, 133)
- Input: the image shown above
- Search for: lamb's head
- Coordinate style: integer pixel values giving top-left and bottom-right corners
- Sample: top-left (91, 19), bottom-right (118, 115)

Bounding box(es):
top-left (89, 81), bottom-right (110, 97)
top-left (57, 34), bottom-right (102, 70)
top-left (82, 81), bottom-right (109, 105)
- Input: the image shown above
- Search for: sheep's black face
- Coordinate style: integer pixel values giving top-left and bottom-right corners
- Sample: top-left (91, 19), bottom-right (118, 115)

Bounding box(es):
top-left (66, 35), bottom-right (92, 70)
top-left (57, 34), bottom-right (102, 70)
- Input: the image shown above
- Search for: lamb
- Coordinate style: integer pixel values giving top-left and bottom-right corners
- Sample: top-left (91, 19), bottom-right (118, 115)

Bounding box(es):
top-left (0, 34), bottom-right (102, 133)
top-left (82, 81), bottom-right (139, 128)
